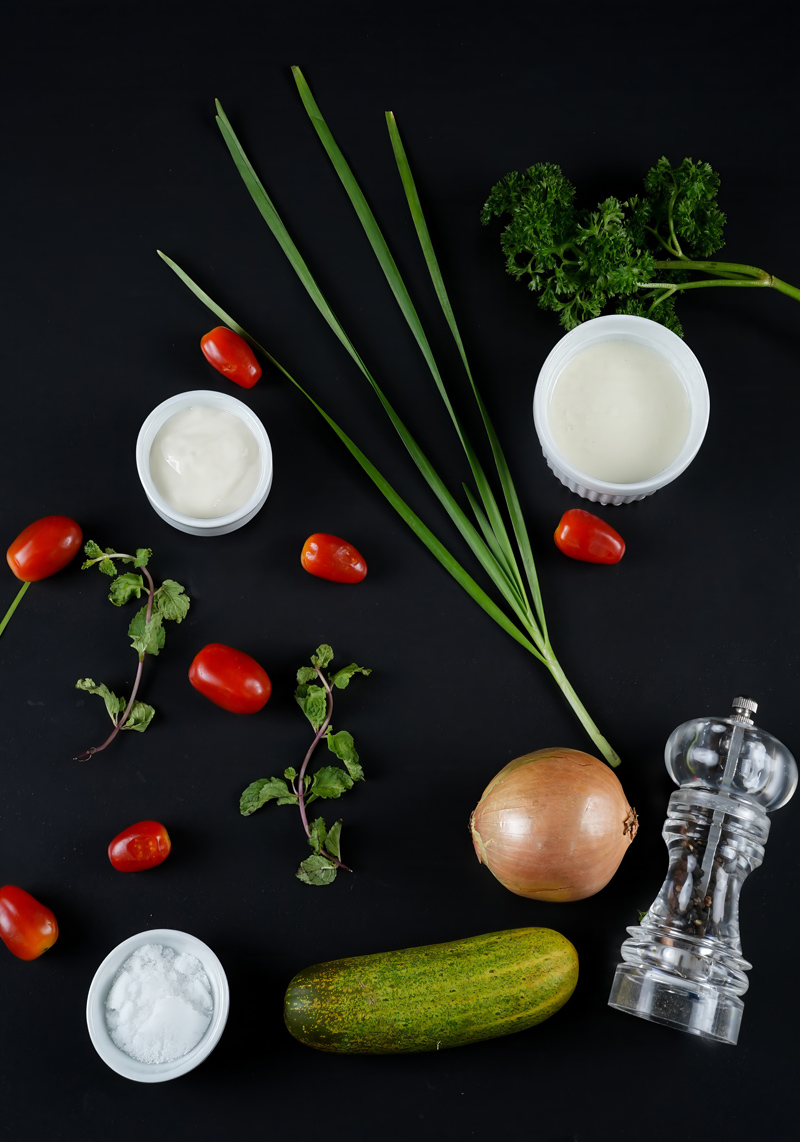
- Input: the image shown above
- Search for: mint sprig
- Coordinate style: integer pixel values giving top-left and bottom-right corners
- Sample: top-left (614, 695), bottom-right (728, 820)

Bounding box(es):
top-left (74, 542), bottom-right (190, 760)
top-left (239, 643), bottom-right (370, 886)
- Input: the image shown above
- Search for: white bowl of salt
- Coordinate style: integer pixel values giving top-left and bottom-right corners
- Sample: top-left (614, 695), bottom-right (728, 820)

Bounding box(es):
top-left (86, 929), bottom-right (230, 1082)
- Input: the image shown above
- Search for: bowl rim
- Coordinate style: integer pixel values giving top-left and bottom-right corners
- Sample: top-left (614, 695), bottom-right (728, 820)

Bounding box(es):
top-left (85, 927), bottom-right (230, 1083)
top-left (533, 315), bottom-right (710, 496)
top-left (135, 389), bottom-right (273, 529)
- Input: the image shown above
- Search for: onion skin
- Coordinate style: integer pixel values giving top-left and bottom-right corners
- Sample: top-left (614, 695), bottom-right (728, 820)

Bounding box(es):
top-left (470, 748), bottom-right (638, 902)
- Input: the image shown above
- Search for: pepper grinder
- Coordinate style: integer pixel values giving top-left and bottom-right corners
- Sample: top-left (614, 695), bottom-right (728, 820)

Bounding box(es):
top-left (608, 697), bottom-right (797, 1045)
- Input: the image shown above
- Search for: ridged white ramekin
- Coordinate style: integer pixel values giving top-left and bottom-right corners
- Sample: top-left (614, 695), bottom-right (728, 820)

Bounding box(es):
top-left (533, 315), bottom-right (709, 506)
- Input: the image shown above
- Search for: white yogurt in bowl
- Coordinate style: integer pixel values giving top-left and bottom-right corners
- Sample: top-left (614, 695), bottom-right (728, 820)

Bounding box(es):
top-left (150, 406), bottom-right (261, 519)
top-left (533, 315), bottom-right (709, 505)
top-left (136, 390), bottom-right (273, 535)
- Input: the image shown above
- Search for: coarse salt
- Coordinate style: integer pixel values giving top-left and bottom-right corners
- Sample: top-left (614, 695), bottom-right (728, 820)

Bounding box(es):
top-left (105, 943), bottom-right (213, 1064)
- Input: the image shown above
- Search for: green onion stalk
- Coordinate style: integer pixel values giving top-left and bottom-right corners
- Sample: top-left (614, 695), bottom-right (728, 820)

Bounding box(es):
top-left (157, 69), bottom-right (620, 767)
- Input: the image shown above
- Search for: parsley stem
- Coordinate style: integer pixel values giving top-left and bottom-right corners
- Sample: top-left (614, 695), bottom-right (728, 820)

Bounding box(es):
top-left (0, 580), bottom-right (31, 639)
top-left (666, 185), bottom-right (683, 257)
top-left (74, 565), bottom-right (155, 761)
top-left (296, 668), bottom-right (351, 871)
top-left (652, 258), bottom-right (800, 302)
top-left (646, 277), bottom-right (777, 292)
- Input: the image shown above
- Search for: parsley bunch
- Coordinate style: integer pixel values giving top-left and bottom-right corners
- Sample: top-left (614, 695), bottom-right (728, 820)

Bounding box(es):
top-left (481, 157), bottom-right (800, 334)
top-left (74, 542), bottom-right (190, 760)
top-left (240, 644), bottom-right (370, 886)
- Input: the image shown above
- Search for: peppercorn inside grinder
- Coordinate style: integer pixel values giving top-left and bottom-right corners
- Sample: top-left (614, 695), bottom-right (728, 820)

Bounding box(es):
top-left (608, 697), bottom-right (796, 1045)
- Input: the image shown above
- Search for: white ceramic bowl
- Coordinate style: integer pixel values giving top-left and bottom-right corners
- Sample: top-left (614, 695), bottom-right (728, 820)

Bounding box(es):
top-left (136, 390), bottom-right (273, 535)
top-left (533, 315), bottom-right (709, 505)
top-left (86, 928), bottom-right (230, 1082)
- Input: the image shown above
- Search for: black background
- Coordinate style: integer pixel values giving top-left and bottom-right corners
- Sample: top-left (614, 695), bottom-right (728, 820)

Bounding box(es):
top-left (3, 2), bottom-right (799, 1139)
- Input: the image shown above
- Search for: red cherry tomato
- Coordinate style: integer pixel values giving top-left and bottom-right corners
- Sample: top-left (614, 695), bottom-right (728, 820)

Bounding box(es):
top-left (200, 326), bottom-right (262, 389)
top-left (108, 820), bottom-right (171, 872)
top-left (554, 508), bottom-right (625, 565)
top-left (300, 533), bottom-right (367, 584)
top-left (188, 643), bottom-right (272, 714)
top-left (6, 516), bottom-right (83, 582)
top-left (0, 885), bottom-right (59, 961)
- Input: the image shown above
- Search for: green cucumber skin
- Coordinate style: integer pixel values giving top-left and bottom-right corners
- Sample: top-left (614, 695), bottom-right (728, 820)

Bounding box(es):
top-left (284, 927), bottom-right (578, 1054)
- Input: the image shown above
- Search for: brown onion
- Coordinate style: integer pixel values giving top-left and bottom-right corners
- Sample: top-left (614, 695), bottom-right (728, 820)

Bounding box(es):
top-left (470, 747), bottom-right (637, 902)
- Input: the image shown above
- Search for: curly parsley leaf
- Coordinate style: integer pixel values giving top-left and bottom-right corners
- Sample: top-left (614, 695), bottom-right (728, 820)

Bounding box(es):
top-left (481, 155), bottom-right (751, 333)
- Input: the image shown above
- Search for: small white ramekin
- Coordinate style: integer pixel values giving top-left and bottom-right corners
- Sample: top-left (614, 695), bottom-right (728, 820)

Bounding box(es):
top-left (533, 315), bottom-right (710, 506)
top-left (86, 928), bottom-right (230, 1083)
top-left (136, 390), bottom-right (273, 535)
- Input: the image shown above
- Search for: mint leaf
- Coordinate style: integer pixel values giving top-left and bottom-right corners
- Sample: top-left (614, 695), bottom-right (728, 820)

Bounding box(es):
top-left (99, 557), bottom-right (117, 576)
top-left (284, 766), bottom-right (298, 780)
top-left (128, 608), bottom-right (165, 657)
top-left (296, 853), bottom-right (337, 886)
top-left (326, 729), bottom-right (364, 781)
top-left (324, 819), bottom-right (342, 861)
top-left (309, 766), bottom-right (353, 800)
top-left (240, 776), bottom-right (297, 816)
top-left (82, 540), bottom-right (103, 565)
top-left (296, 666), bottom-right (318, 685)
top-left (120, 701), bottom-right (155, 732)
top-left (308, 816), bottom-right (328, 855)
top-left (311, 644), bottom-right (334, 670)
top-left (154, 579), bottom-right (190, 622)
top-left (134, 548), bottom-right (152, 568)
top-left (108, 572), bottom-right (144, 607)
top-left (75, 678), bottom-right (125, 725)
top-left (295, 683), bottom-right (328, 732)
top-left (329, 663), bottom-right (371, 689)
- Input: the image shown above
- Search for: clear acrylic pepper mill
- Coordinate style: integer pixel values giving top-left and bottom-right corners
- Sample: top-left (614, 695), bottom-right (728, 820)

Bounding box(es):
top-left (608, 697), bottom-right (797, 1045)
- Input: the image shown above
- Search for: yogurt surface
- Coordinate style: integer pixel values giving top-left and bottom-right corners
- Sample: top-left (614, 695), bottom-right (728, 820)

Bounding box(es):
top-left (548, 339), bottom-right (690, 483)
top-left (149, 405), bottom-right (260, 518)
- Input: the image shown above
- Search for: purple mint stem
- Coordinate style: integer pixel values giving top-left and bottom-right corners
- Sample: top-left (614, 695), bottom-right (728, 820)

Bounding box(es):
top-left (296, 664), bottom-right (351, 872)
top-left (74, 563), bottom-right (155, 761)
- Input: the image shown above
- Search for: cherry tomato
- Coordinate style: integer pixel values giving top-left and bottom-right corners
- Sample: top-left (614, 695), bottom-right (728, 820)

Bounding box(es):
top-left (6, 516), bottom-right (83, 582)
top-left (300, 533), bottom-right (367, 584)
top-left (108, 820), bottom-right (171, 872)
top-left (200, 326), bottom-right (262, 389)
top-left (554, 508), bottom-right (625, 565)
top-left (0, 885), bottom-right (59, 961)
top-left (188, 643), bottom-right (272, 714)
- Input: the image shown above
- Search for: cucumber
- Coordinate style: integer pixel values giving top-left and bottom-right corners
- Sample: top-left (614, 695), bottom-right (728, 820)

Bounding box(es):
top-left (284, 926), bottom-right (578, 1053)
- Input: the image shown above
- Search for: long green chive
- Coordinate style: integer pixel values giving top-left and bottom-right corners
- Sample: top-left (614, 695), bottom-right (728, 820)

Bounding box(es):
top-left (157, 73), bottom-right (620, 767)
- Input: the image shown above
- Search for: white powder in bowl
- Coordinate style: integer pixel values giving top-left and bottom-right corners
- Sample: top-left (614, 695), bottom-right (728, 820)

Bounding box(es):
top-left (105, 943), bottom-right (213, 1064)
